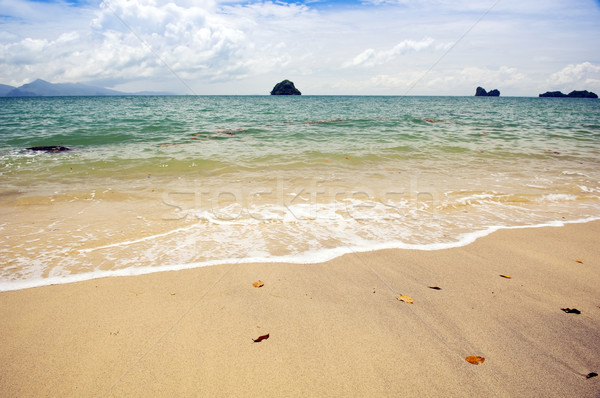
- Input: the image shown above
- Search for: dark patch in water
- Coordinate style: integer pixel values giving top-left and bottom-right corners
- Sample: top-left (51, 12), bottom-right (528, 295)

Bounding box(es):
top-left (26, 146), bottom-right (71, 152)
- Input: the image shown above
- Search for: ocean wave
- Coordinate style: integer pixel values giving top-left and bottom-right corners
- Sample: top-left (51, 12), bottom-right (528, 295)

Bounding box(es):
top-left (1, 216), bottom-right (598, 293)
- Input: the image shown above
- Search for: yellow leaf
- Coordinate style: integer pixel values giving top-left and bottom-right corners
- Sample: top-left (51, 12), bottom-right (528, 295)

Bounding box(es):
top-left (576, 260), bottom-right (583, 264)
top-left (465, 356), bottom-right (485, 365)
top-left (499, 274), bottom-right (512, 279)
top-left (397, 295), bottom-right (414, 304)
top-left (253, 280), bottom-right (264, 288)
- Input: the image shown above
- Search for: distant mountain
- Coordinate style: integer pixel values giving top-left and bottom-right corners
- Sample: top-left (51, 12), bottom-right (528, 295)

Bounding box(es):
top-left (1, 79), bottom-right (174, 97)
top-left (130, 90), bottom-right (176, 96)
top-left (0, 84), bottom-right (16, 96)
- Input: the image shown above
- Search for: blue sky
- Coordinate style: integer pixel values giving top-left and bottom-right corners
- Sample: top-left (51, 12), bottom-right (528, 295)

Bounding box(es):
top-left (0, 0), bottom-right (599, 95)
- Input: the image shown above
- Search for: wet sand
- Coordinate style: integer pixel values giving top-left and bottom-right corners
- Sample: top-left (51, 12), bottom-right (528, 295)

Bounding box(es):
top-left (1, 221), bottom-right (599, 397)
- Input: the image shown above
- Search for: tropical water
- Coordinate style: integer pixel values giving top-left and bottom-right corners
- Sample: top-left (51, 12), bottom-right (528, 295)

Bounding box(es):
top-left (1, 95), bottom-right (599, 291)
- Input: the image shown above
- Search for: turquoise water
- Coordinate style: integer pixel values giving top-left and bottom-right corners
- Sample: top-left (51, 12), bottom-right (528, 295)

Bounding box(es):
top-left (2, 96), bottom-right (599, 172)
top-left (1, 96), bottom-right (599, 290)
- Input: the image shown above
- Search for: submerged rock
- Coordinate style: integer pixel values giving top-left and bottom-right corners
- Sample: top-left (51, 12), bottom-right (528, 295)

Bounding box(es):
top-left (270, 80), bottom-right (301, 95)
top-left (27, 146), bottom-right (71, 152)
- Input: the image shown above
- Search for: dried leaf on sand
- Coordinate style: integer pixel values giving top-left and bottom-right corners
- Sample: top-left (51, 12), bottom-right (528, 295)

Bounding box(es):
top-left (253, 280), bottom-right (264, 288)
top-left (465, 356), bottom-right (486, 365)
top-left (397, 295), bottom-right (414, 304)
top-left (561, 308), bottom-right (581, 314)
top-left (253, 333), bottom-right (270, 343)
top-left (499, 274), bottom-right (512, 279)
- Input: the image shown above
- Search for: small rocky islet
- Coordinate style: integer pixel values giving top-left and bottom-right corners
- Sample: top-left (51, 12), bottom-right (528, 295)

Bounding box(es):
top-left (539, 90), bottom-right (598, 98)
top-left (475, 86), bottom-right (500, 97)
top-left (270, 80), bottom-right (301, 95)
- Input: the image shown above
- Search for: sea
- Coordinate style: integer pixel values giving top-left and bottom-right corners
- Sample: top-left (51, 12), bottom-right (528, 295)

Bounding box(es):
top-left (1, 95), bottom-right (599, 291)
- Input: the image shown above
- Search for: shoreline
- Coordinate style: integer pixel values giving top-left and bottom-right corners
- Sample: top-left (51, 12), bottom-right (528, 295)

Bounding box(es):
top-left (1, 217), bottom-right (599, 293)
top-left (1, 221), bottom-right (599, 396)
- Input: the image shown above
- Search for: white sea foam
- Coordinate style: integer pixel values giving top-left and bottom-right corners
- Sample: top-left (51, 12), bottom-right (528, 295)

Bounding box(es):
top-left (579, 185), bottom-right (600, 194)
top-left (540, 194), bottom-right (577, 202)
top-left (4, 180), bottom-right (600, 294)
top-left (562, 171), bottom-right (591, 178)
top-left (525, 184), bottom-right (548, 189)
top-left (79, 223), bottom-right (201, 253)
top-left (1, 216), bottom-right (598, 293)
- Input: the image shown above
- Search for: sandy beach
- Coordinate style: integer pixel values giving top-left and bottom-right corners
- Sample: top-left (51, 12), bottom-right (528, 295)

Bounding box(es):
top-left (1, 221), bottom-right (599, 397)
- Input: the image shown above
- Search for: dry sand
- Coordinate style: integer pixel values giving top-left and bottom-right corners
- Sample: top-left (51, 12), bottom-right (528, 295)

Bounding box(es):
top-left (1, 221), bottom-right (599, 397)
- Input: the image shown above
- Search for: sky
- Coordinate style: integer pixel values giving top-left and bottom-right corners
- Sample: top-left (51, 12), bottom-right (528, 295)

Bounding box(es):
top-left (0, 0), bottom-right (599, 95)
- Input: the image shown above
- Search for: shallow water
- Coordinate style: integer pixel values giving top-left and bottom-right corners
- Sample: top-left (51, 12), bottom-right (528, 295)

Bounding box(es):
top-left (1, 95), bottom-right (599, 290)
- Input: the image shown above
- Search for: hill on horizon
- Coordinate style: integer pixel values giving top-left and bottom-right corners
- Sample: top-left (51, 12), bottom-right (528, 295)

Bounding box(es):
top-left (0, 79), bottom-right (173, 97)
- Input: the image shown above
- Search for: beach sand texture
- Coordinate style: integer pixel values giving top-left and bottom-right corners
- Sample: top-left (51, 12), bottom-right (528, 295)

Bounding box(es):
top-left (1, 221), bottom-right (599, 397)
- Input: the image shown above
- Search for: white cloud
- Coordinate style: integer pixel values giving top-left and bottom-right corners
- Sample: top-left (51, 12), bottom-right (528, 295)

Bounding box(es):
top-left (417, 66), bottom-right (528, 95)
top-left (457, 66), bottom-right (526, 87)
top-left (327, 65), bottom-right (528, 95)
top-left (344, 38), bottom-right (451, 68)
top-left (0, 0), bottom-right (259, 88)
top-left (549, 62), bottom-right (600, 90)
top-left (0, 0), bottom-right (599, 94)
top-left (1, 38), bottom-right (48, 65)
top-left (361, 0), bottom-right (492, 12)
top-left (92, 0), bottom-right (249, 81)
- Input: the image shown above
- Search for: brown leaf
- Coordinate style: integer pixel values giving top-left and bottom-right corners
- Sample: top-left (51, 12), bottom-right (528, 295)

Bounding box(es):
top-left (465, 356), bottom-right (485, 365)
top-left (576, 260), bottom-right (583, 264)
top-left (428, 286), bottom-right (442, 290)
top-left (253, 333), bottom-right (269, 343)
top-left (252, 280), bottom-right (264, 288)
top-left (561, 308), bottom-right (581, 314)
top-left (397, 295), bottom-right (414, 304)
top-left (499, 274), bottom-right (512, 279)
